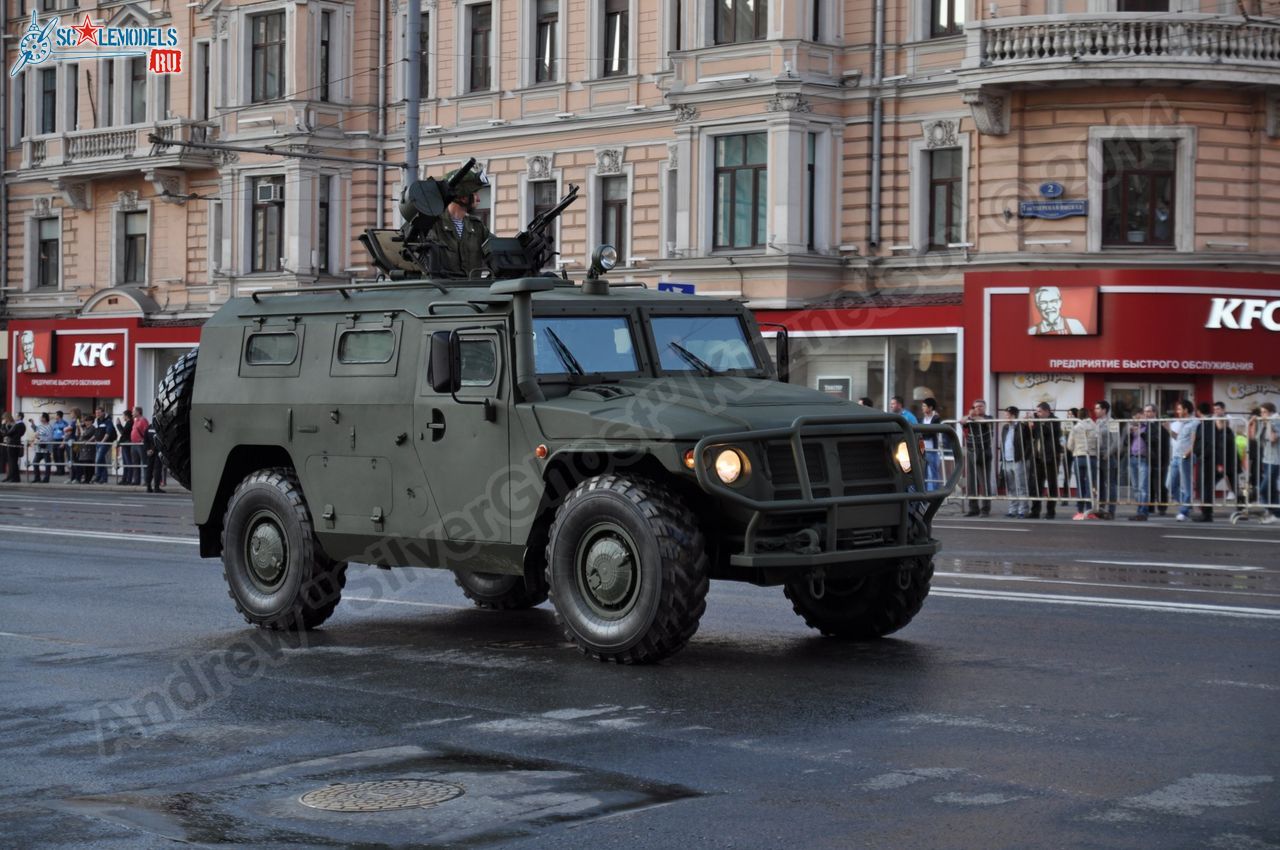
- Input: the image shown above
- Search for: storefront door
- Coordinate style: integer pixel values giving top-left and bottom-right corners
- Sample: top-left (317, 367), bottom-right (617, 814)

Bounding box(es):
top-left (1106, 382), bottom-right (1195, 418)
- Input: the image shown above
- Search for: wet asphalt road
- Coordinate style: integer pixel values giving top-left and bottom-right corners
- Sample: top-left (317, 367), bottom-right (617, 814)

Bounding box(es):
top-left (1, 485), bottom-right (1278, 850)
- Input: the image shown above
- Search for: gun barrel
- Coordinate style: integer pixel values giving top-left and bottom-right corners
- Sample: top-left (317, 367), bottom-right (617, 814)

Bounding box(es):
top-left (446, 157), bottom-right (478, 191)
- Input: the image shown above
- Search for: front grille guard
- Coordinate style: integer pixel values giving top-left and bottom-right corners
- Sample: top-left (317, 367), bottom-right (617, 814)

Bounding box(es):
top-left (693, 414), bottom-right (964, 557)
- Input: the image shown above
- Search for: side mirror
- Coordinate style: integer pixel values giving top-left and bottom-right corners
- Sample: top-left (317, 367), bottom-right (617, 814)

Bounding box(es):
top-left (757, 323), bottom-right (790, 383)
top-left (429, 330), bottom-right (462, 394)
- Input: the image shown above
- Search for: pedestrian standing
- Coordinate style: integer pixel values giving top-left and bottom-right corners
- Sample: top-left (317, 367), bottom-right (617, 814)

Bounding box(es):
top-left (1165, 399), bottom-right (1197, 522)
top-left (1093, 400), bottom-right (1121, 520)
top-left (2, 413), bottom-right (26, 482)
top-left (1126, 407), bottom-right (1152, 521)
top-left (116, 409), bottom-right (135, 485)
top-left (999, 406), bottom-right (1031, 518)
top-left (889, 395), bottom-right (918, 424)
top-left (50, 411), bottom-right (68, 477)
top-left (920, 397), bottom-right (944, 492)
top-left (92, 407), bottom-right (115, 484)
top-left (1067, 412), bottom-right (1098, 520)
top-left (31, 413), bottom-right (53, 483)
top-left (961, 400), bottom-right (995, 517)
top-left (1258, 402), bottom-right (1280, 524)
top-left (143, 419), bottom-right (165, 493)
top-left (1028, 402), bottom-right (1062, 519)
top-left (77, 415), bottom-right (97, 484)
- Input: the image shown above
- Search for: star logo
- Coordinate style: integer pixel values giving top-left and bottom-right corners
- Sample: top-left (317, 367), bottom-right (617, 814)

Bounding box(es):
top-left (70, 14), bottom-right (101, 46)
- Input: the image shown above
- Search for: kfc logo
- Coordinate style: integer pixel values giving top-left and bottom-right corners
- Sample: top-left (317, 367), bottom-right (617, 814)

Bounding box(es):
top-left (72, 341), bottom-right (117, 368)
top-left (1205, 298), bottom-right (1280, 332)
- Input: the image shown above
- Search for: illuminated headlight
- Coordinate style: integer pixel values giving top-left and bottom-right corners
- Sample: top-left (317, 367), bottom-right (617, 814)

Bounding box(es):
top-left (714, 448), bottom-right (746, 484)
top-left (894, 441), bottom-right (912, 473)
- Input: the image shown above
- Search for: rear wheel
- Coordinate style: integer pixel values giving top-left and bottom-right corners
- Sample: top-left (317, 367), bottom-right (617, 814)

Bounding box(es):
top-left (221, 468), bottom-right (347, 630)
top-left (453, 570), bottom-right (548, 610)
top-left (545, 475), bottom-right (708, 664)
top-left (783, 557), bottom-right (933, 639)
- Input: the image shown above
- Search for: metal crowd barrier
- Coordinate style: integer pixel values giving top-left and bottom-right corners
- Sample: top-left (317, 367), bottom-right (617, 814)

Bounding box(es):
top-left (929, 414), bottom-right (1280, 524)
top-left (0, 440), bottom-right (163, 486)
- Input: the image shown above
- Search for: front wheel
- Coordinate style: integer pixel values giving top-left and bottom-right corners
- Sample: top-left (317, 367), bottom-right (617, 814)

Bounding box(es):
top-left (545, 475), bottom-right (709, 664)
top-left (783, 557), bottom-right (934, 639)
top-left (453, 570), bottom-right (548, 610)
top-left (221, 468), bottom-right (347, 631)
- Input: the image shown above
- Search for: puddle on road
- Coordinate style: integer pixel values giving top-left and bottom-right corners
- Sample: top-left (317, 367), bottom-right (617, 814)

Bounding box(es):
top-left (938, 557), bottom-right (1277, 594)
top-left (51, 745), bottom-right (699, 848)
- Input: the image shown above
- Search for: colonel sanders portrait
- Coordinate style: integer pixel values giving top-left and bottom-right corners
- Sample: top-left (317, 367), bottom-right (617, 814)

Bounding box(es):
top-left (16, 330), bottom-right (48, 373)
top-left (1028, 286), bottom-right (1088, 336)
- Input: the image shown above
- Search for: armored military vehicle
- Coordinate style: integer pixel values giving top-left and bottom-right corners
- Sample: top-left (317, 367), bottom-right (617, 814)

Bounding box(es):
top-left (154, 161), bottom-right (960, 663)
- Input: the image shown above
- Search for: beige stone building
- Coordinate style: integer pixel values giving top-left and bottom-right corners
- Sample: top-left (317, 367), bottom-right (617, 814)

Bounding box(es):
top-left (3, 0), bottom-right (1280, 418)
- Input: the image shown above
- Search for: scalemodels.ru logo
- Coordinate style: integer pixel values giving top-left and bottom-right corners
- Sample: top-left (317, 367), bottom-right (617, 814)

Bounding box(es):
top-left (9, 10), bottom-right (182, 77)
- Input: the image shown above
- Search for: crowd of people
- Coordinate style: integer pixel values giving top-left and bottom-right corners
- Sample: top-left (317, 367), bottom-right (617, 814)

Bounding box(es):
top-left (949, 398), bottom-right (1280, 524)
top-left (0, 407), bottom-right (167, 491)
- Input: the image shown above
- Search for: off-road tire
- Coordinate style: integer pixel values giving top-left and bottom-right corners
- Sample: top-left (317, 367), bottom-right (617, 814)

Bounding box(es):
top-left (453, 570), bottom-right (549, 610)
top-left (545, 475), bottom-right (709, 664)
top-left (221, 468), bottom-right (347, 631)
top-left (152, 347), bottom-right (198, 490)
top-left (783, 557), bottom-right (934, 639)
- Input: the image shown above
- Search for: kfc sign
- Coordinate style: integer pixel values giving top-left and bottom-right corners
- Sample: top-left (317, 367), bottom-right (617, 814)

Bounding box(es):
top-left (1205, 298), bottom-right (1280, 331)
top-left (72, 341), bottom-right (118, 367)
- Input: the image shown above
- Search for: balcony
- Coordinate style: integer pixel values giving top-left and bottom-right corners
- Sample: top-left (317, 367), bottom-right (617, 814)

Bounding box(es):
top-left (19, 119), bottom-right (218, 179)
top-left (958, 14), bottom-right (1279, 89)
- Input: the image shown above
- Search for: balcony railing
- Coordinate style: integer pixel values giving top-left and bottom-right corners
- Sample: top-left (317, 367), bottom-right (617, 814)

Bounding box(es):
top-left (19, 119), bottom-right (216, 174)
top-left (960, 14), bottom-right (1280, 88)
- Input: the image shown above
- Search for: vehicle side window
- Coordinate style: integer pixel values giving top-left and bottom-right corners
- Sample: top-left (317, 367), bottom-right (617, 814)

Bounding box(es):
top-left (337, 329), bottom-right (395, 364)
top-left (245, 332), bottom-right (298, 365)
top-left (460, 338), bottom-right (496, 387)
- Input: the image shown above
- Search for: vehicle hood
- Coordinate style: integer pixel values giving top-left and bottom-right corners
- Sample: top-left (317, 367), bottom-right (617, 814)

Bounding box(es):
top-left (530, 377), bottom-right (887, 441)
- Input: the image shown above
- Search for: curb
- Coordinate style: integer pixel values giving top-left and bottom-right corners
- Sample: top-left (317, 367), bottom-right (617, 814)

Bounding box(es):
top-left (0, 480), bottom-right (188, 497)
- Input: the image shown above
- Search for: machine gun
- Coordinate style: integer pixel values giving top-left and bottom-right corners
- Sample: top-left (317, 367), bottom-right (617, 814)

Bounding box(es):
top-left (484, 184), bottom-right (580, 280)
top-left (359, 158), bottom-right (481, 279)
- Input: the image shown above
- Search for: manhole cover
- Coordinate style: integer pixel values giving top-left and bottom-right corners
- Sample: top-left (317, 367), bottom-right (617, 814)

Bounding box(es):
top-left (299, 780), bottom-right (464, 812)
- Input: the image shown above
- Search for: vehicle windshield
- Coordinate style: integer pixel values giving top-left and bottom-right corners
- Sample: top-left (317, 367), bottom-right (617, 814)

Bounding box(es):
top-left (533, 316), bottom-right (639, 376)
top-left (651, 315), bottom-right (760, 375)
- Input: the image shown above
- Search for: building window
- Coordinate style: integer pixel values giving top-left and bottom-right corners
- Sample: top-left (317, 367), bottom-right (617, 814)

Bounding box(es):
top-left (252, 176), bottom-right (285, 272)
top-left (67, 63), bottom-right (78, 131)
top-left (128, 56), bottom-right (146, 123)
top-left (159, 74), bottom-right (171, 120)
top-left (928, 148), bottom-right (962, 250)
top-left (930, 0), bottom-right (963, 37)
top-left (603, 0), bottom-right (628, 76)
top-left (12, 75), bottom-right (24, 143)
top-left (806, 133), bottom-right (816, 250)
top-left (319, 11), bottom-right (332, 101)
top-left (195, 42), bottom-right (210, 120)
top-left (1117, 0), bottom-right (1167, 9)
top-left (317, 175), bottom-right (332, 274)
top-left (473, 182), bottom-right (492, 229)
top-left (812, 0), bottom-right (821, 40)
top-left (251, 12), bottom-right (287, 103)
top-left (713, 133), bottom-right (767, 249)
top-left (469, 4), bottom-right (492, 92)
top-left (1102, 139), bottom-right (1175, 247)
top-left (601, 176), bottom-right (627, 262)
top-left (418, 12), bottom-right (430, 94)
top-left (530, 180), bottom-right (557, 263)
top-left (103, 60), bottom-right (114, 127)
top-left (122, 211), bottom-right (148, 283)
top-left (36, 218), bottom-right (59, 288)
top-left (715, 0), bottom-right (767, 45)
top-left (39, 68), bottom-right (56, 134)
top-left (534, 0), bottom-right (558, 83)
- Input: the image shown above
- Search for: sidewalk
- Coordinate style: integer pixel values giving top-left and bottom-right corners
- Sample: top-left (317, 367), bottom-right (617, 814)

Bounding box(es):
top-left (0, 478), bottom-right (186, 496)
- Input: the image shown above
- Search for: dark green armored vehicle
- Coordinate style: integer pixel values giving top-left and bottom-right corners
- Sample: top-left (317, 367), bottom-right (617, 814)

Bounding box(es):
top-left (155, 163), bottom-right (959, 664)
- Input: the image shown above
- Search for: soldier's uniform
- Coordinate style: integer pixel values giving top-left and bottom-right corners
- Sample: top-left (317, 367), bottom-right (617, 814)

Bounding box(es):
top-left (422, 168), bottom-right (492, 278)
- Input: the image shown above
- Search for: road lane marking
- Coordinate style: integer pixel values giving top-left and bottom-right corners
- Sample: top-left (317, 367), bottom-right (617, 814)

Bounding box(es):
top-left (346, 595), bottom-right (469, 611)
top-left (931, 587), bottom-right (1280, 618)
top-left (0, 525), bottom-right (198, 545)
top-left (1164, 534), bottom-right (1280, 544)
top-left (934, 572), bottom-right (1280, 600)
top-left (0, 495), bottom-right (156, 508)
top-left (933, 524), bottom-right (1029, 533)
top-left (1077, 559), bottom-right (1262, 572)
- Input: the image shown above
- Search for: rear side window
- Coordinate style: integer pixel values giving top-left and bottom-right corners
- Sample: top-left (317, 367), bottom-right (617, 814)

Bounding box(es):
top-left (245, 332), bottom-right (298, 365)
top-left (337, 330), bottom-right (395, 364)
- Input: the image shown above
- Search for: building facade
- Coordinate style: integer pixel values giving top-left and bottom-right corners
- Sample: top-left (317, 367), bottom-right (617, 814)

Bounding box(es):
top-left (3, 0), bottom-right (1279, 418)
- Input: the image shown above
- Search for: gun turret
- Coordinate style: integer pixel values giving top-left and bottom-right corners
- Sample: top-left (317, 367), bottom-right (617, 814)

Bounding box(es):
top-left (485, 184), bottom-right (580, 280)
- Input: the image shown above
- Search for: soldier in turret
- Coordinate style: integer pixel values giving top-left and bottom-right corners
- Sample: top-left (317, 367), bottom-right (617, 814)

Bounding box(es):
top-left (421, 167), bottom-right (492, 278)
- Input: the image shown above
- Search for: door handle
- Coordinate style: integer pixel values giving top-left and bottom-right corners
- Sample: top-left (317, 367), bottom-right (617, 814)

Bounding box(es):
top-left (427, 408), bottom-right (446, 441)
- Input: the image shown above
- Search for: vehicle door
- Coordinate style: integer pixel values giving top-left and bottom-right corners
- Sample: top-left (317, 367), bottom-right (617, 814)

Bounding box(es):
top-left (413, 323), bottom-right (511, 543)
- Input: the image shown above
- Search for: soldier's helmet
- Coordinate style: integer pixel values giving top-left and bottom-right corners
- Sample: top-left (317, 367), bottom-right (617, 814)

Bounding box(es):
top-left (444, 166), bottom-right (490, 197)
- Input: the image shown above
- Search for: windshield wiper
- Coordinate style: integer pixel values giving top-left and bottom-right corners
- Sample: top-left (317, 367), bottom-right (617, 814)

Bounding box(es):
top-left (544, 327), bottom-right (585, 376)
top-left (668, 341), bottom-right (716, 377)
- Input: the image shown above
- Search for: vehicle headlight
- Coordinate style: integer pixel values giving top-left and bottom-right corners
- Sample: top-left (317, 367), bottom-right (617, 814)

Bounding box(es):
top-left (894, 441), bottom-right (912, 473)
top-left (714, 448), bottom-right (745, 484)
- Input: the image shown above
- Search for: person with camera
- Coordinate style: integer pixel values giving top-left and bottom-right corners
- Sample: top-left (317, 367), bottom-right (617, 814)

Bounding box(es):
top-left (961, 400), bottom-right (995, 517)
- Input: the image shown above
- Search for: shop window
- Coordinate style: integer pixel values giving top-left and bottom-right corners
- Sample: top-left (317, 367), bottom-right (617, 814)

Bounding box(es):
top-left (469, 4), bottom-right (493, 92)
top-left (928, 148), bottom-right (962, 250)
top-left (1102, 139), bottom-right (1176, 248)
top-left (715, 0), bottom-right (767, 45)
top-left (603, 0), bottom-right (629, 76)
top-left (601, 175), bottom-right (628, 263)
top-left (251, 12), bottom-right (287, 103)
top-left (713, 132), bottom-right (767, 250)
top-left (252, 175), bottom-right (285, 273)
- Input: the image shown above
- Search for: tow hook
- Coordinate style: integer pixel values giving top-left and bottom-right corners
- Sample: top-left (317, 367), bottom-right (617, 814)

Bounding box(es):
top-left (809, 570), bottom-right (826, 600)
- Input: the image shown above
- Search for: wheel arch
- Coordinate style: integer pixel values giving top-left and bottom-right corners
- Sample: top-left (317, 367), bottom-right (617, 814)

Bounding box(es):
top-left (197, 445), bottom-right (299, 558)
